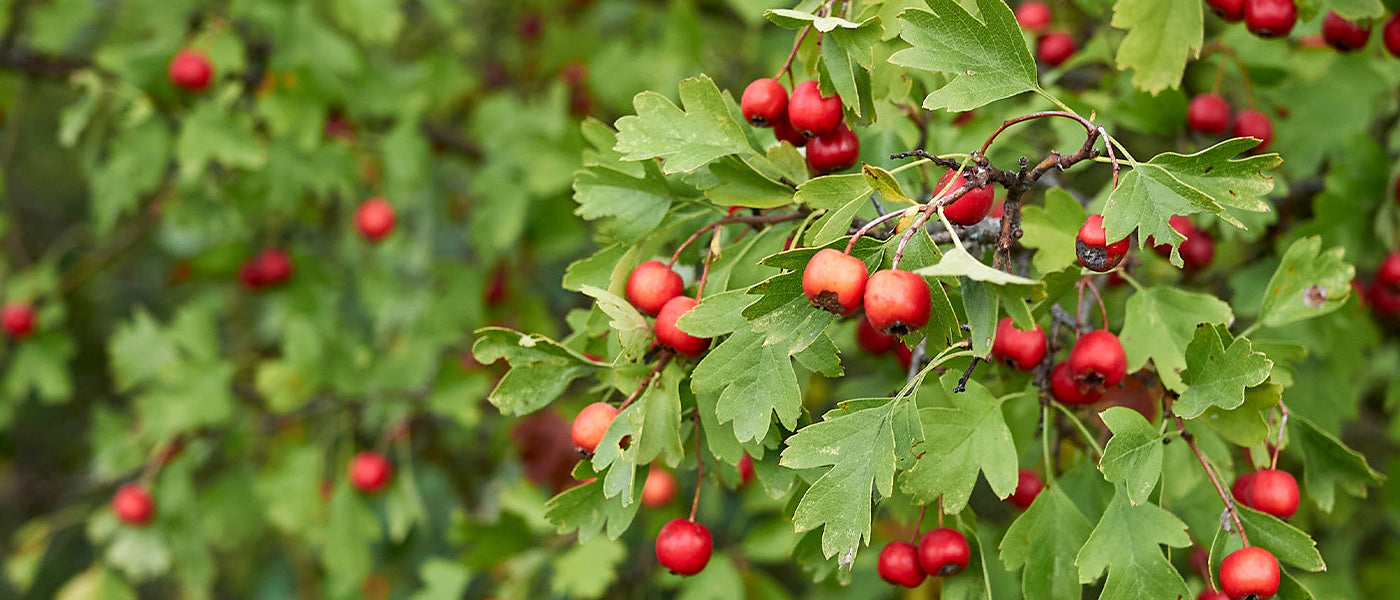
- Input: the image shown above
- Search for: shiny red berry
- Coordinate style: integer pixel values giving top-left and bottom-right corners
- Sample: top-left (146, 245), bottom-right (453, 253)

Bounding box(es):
top-left (856, 315), bottom-right (899, 354)
top-left (571, 402), bottom-right (618, 454)
top-left (1385, 14), bottom-right (1400, 57)
top-left (1007, 468), bottom-right (1044, 509)
top-left (1245, 469), bottom-right (1299, 519)
top-left (1321, 11), bottom-right (1371, 51)
top-left (1037, 33), bottom-right (1077, 67)
top-left (1152, 215), bottom-right (1215, 270)
top-left (112, 483), bottom-right (155, 525)
top-left (1219, 546), bottom-right (1280, 600)
top-left (1015, 1), bottom-right (1052, 33)
top-left (991, 317), bottom-right (1047, 371)
top-left (642, 466), bottom-right (678, 508)
top-left (1067, 329), bottom-right (1128, 389)
top-left (877, 541), bottom-right (927, 587)
top-left (349, 451), bottom-right (393, 494)
top-left (917, 528), bottom-right (971, 577)
top-left (1206, 0), bottom-right (1246, 21)
top-left (354, 197), bottom-right (396, 242)
top-left (626, 260), bottom-right (685, 316)
top-left (741, 78), bottom-right (789, 127)
top-left (1076, 214), bottom-right (1130, 272)
top-left (936, 170), bottom-right (995, 225)
top-left (802, 249), bottom-right (868, 316)
top-left (806, 123), bottom-right (860, 174)
top-left (1244, 0), bottom-right (1297, 39)
top-left (1187, 94), bottom-right (1232, 135)
top-left (1051, 361), bottom-right (1102, 405)
top-left (863, 270), bottom-right (931, 336)
top-left (1231, 109), bottom-right (1273, 152)
top-left (655, 518), bottom-right (712, 576)
top-left (655, 296), bottom-right (710, 357)
top-left (168, 49), bottom-right (213, 92)
top-left (787, 81), bottom-right (843, 138)
top-left (1, 302), bottom-right (36, 340)
top-left (772, 117), bottom-right (807, 147)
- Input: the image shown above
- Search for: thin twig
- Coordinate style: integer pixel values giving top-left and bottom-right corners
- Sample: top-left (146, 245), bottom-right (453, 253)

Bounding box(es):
top-left (952, 357), bottom-right (981, 393)
top-left (1174, 415), bottom-right (1250, 547)
top-left (689, 411), bottom-right (703, 521)
top-left (618, 351), bottom-right (673, 411)
top-left (669, 212), bottom-right (806, 268)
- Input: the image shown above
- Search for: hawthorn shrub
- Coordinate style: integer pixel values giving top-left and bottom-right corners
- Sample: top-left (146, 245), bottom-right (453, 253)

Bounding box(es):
top-left (1, 0), bottom-right (1399, 599)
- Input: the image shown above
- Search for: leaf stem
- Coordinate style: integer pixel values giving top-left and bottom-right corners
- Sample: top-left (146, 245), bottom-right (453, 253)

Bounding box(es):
top-left (1042, 402), bottom-right (1057, 486)
top-left (1052, 401), bottom-right (1105, 457)
top-left (618, 351), bottom-right (672, 411)
top-left (1173, 415), bottom-right (1250, 547)
top-left (690, 411), bottom-right (703, 522)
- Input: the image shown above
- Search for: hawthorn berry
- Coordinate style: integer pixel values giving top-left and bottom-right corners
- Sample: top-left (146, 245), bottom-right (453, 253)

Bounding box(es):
top-left (1232, 471), bottom-right (1258, 504)
top-left (877, 541), bottom-right (927, 587)
top-left (1067, 329), bottom-right (1128, 388)
top-left (1206, 0), bottom-right (1246, 22)
top-left (1, 302), bottom-right (36, 340)
top-left (936, 170), bottom-right (995, 225)
top-left (1076, 214), bottom-right (1130, 272)
top-left (741, 78), bottom-right (788, 127)
top-left (112, 483), bottom-right (155, 525)
top-left (1152, 215), bottom-right (1216, 270)
top-left (642, 466), bottom-right (678, 508)
top-left (571, 402), bottom-right (619, 454)
top-left (1199, 590), bottom-right (1230, 600)
top-left (349, 451), bottom-right (393, 494)
top-left (354, 197), bottom-right (396, 242)
top-left (1244, 0), bottom-right (1297, 39)
top-left (856, 315), bottom-right (900, 354)
top-left (1015, 1), bottom-right (1052, 33)
top-left (1376, 252), bottom-right (1400, 288)
top-left (1187, 94), bottom-right (1232, 135)
top-left (1008, 468), bottom-right (1044, 509)
top-left (894, 343), bottom-right (914, 370)
top-left (787, 81), bottom-right (843, 138)
top-left (917, 528), bottom-right (970, 577)
top-left (1231, 109), bottom-right (1273, 152)
top-left (806, 123), bottom-right (860, 174)
top-left (863, 270), bottom-right (931, 336)
top-left (655, 518), bottom-right (712, 576)
top-left (167, 49), bottom-right (213, 92)
top-left (626, 260), bottom-right (685, 316)
top-left (991, 317), bottom-right (1047, 371)
top-left (1219, 546), bottom-right (1280, 600)
top-left (802, 248), bottom-right (868, 315)
top-left (1322, 11), bottom-right (1371, 51)
top-left (738, 453), bottom-right (755, 487)
top-left (241, 248), bottom-right (294, 290)
top-left (772, 117), bottom-right (807, 147)
top-left (1385, 14), bottom-right (1400, 57)
top-left (655, 296), bottom-right (710, 357)
top-left (1037, 33), bottom-right (1077, 67)
top-left (1244, 469), bottom-right (1299, 519)
top-left (1050, 361), bottom-right (1102, 405)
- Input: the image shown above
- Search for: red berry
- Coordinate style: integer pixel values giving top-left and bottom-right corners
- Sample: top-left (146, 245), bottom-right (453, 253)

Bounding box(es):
top-left (1206, 0), bottom-right (1246, 21)
top-left (1037, 33), bottom-right (1077, 67)
top-left (111, 483), bottom-right (155, 525)
top-left (738, 453), bottom-right (755, 486)
top-left (1245, 469), bottom-right (1299, 519)
top-left (1, 302), bottom-right (36, 340)
top-left (1152, 215), bottom-right (1215, 270)
top-left (1187, 94), bottom-right (1232, 135)
top-left (856, 315), bottom-right (900, 354)
top-left (991, 317), bottom-right (1047, 371)
top-left (1232, 471), bottom-right (1258, 504)
top-left (1385, 14), bottom-right (1400, 57)
top-left (741, 78), bottom-right (788, 127)
top-left (655, 518), bottom-right (712, 576)
top-left (806, 123), bottom-right (860, 174)
top-left (626, 260), bottom-right (685, 316)
top-left (863, 270), bottom-right (931, 336)
top-left (1371, 278), bottom-right (1400, 316)
top-left (485, 265), bottom-right (508, 306)
top-left (1076, 214), bottom-right (1130, 272)
top-left (1231, 109), bottom-right (1273, 152)
top-left (1007, 468), bottom-right (1044, 509)
top-left (1050, 361), bottom-right (1102, 405)
top-left (354, 197), bottom-right (396, 242)
top-left (877, 541), bottom-right (927, 587)
top-left (349, 451), bottom-right (393, 494)
top-left (917, 528), bottom-right (971, 577)
top-left (655, 296), bottom-right (710, 357)
top-left (1322, 11), bottom-right (1371, 51)
top-left (1199, 590), bottom-right (1230, 600)
top-left (894, 343), bottom-right (914, 370)
top-left (517, 12), bottom-right (543, 41)
top-left (1015, 1), bottom-right (1052, 33)
top-left (242, 248), bottom-right (294, 290)
top-left (802, 248), bottom-right (868, 316)
top-left (787, 81), bottom-right (843, 138)
top-left (571, 402), bottom-right (618, 454)
top-left (1244, 0), bottom-right (1297, 39)
top-left (1219, 546), bottom-right (1280, 600)
top-left (1376, 252), bottom-right (1400, 287)
top-left (1067, 329), bottom-right (1128, 389)
top-left (772, 117), bottom-right (807, 147)
top-left (1191, 546), bottom-right (1213, 580)
top-left (642, 466), bottom-right (678, 508)
top-left (167, 49), bottom-right (213, 92)
top-left (936, 170), bottom-right (995, 225)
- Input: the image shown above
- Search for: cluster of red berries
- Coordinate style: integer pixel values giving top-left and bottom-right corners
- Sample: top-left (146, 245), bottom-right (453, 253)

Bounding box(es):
top-left (626, 260), bottom-right (710, 357)
top-left (741, 79), bottom-right (858, 174)
top-left (801, 249), bottom-right (931, 339)
top-left (2, 302), bottom-right (36, 340)
top-left (1206, 0), bottom-right (1298, 38)
top-left (1186, 93), bottom-right (1273, 152)
top-left (1014, 2), bottom-right (1077, 67)
top-left (1037, 325), bottom-right (1127, 406)
top-left (876, 527), bottom-right (971, 587)
top-left (1151, 216), bottom-right (1217, 271)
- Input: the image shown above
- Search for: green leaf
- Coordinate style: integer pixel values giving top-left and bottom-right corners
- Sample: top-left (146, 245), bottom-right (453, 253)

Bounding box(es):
top-left (472, 328), bottom-right (599, 416)
top-left (331, 0), bottom-right (403, 43)
top-left (1325, 0), bottom-right (1384, 21)
top-left (322, 484), bottom-right (382, 598)
top-left (1257, 236), bottom-right (1354, 328)
top-left (573, 161), bottom-right (673, 244)
top-left (794, 173), bottom-right (872, 211)
top-left (915, 245), bottom-right (1041, 288)
top-left (1109, 0), bottom-right (1202, 95)
top-left (3, 332), bottom-right (74, 402)
top-left (579, 286), bottom-right (652, 360)
top-left (678, 289), bottom-right (755, 337)
top-left (175, 98), bottom-right (267, 183)
top-left (1000, 486), bottom-right (1093, 600)
top-left (543, 476), bottom-right (643, 541)
top-left (1119, 286), bottom-right (1233, 392)
top-left (693, 156), bottom-right (796, 209)
top-left (900, 378), bottom-right (1018, 513)
top-left (1075, 486), bottom-right (1191, 600)
top-left (1292, 413), bottom-right (1384, 512)
top-left (104, 526), bottom-right (171, 582)
top-left (677, 554), bottom-right (745, 600)
top-left (861, 165), bottom-right (912, 204)
top-left (1098, 407), bottom-right (1164, 505)
top-left (1237, 505), bottom-right (1326, 572)
top-left (1199, 383), bottom-right (1281, 447)
top-left (1020, 188), bottom-right (1087, 274)
top-left (551, 536), bottom-right (625, 598)
top-left (1174, 324), bottom-right (1273, 419)
top-left (629, 364), bottom-right (684, 467)
top-left (409, 559), bottom-right (473, 600)
top-left (889, 0), bottom-right (1039, 111)
top-left (613, 75), bottom-right (751, 174)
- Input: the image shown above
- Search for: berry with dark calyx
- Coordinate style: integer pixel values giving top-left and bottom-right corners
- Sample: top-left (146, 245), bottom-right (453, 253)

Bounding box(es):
top-left (1244, 469), bottom-right (1299, 519)
top-left (1076, 214), bottom-right (1130, 272)
top-left (655, 296), bottom-right (710, 357)
top-left (1207, 0), bottom-right (1246, 22)
top-left (112, 483), bottom-right (155, 525)
top-left (1322, 11), bottom-right (1371, 51)
top-left (802, 248), bottom-right (868, 316)
top-left (354, 197), bottom-right (396, 242)
top-left (863, 270), bottom-right (931, 336)
top-left (1385, 14), bottom-right (1400, 57)
top-left (642, 466), bottom-right (678, 508)
top-left (806, 123), bottom-right (860, 174)
top-left (1037, 32), bottom-right (1077, 67)
top-left (1187, 94), bottom-right (1232, 135)
top-left (772, 117), bottom-right (807, 147)
top-left (168, 49), bottom-right (213, 92)
top-left (655, 518), bottom-right (713, 576)
top-left (857, 315), bottom-right (899, 354)
top-left (1219, 546), bottom-right (1280, 600)
top-left (626, 260), bottom-right (685, 316)
top-left (991, 317), bottom-right (1047, 371)
top-left (917, 528), bottom-right (970, 577)
top-left (1067, 329), bottom-right (1128, 389)
top-left (1008, 468), bottom-right (1044, 509)
top-left (741, 78), bottom-right (788, 127)
top-left (936, 170), bottom-right (995, 225)
top-left (877, 541), bottom-right (927, 587)
top-left (2, 302), bottom-right (36, 340)
top-left (787, 80), bottom-right (843, 138)
top-left (571, 402), bottom-right (619, 454)
top-left (1231, 109), bottom-right (1273, 152)
top-left (1015, 1), bottom-right (1052, 33)
top-left (1050, 361), bottom-right (1102, 405)
top-left (349, 451), bottom-right (393, 494)
top-left (1244, 0), bottom-right (1297, 39)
